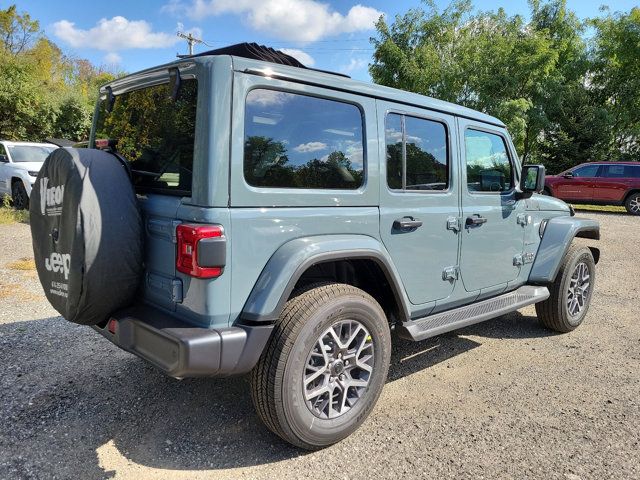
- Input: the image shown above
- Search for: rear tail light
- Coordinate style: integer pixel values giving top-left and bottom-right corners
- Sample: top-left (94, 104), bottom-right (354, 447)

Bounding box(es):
top-left (176, 224), bottom-right (225, 278)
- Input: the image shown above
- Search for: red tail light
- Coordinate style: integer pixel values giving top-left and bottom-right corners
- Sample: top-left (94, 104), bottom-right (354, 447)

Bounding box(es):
top-left (176, 224), bottom-right (225, 278)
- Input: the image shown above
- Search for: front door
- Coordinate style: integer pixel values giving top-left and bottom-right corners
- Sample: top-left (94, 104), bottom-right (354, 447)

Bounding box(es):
top-left (555, 164), bottom-right (601, 202)
top-left (458, 119), bottom-right (525, 292)
top-left (378, 102), bottom-right (460, 305)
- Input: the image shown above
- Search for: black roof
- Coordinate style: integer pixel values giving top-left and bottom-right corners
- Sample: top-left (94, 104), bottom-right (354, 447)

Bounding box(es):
top-left (191, 42), bottom-right (350, 78)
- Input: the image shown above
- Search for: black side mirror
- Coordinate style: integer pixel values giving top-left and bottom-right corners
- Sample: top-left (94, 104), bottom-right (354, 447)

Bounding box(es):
top-left (168, 67), bottom-right (182, 101)
top-left (562, 172), bottom-right (574, 179)
top-left (0, 154), bottom-right (8, 163)
top-left (518, 164), bottom-right (546, 198)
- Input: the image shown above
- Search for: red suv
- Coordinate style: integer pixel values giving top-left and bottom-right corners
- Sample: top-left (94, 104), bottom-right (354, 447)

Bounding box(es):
top-left (544, 162), bottom-right (640, 215)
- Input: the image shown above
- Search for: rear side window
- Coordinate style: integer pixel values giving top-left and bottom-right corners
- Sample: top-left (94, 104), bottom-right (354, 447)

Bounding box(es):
top-left (94, 79), bottom-right (198, 195)
top-left (244, 89), bottom-right (364, 189)
top-left (385, 113), bottom-right (449, 191)
top-left (465, 129), bottom-right (513, 192)
top-left (602, 164), bottom-right (639, 178)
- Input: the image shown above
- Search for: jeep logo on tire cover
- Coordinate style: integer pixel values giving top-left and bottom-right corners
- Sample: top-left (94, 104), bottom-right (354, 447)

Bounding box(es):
top-left (39, 177), bottom-right (64, 216)
top-left (44, 252), bottom-right (71, 280)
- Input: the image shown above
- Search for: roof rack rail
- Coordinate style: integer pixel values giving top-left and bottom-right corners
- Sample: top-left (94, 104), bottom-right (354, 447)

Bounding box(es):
top-left (189, 42), bottom-right (350, 78)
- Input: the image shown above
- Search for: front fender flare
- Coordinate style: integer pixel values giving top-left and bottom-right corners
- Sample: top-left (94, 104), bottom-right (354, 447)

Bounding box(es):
top-left (529, 216), bottom-right (600, 284)
top-left (239, 235), bottom-right (410, 324)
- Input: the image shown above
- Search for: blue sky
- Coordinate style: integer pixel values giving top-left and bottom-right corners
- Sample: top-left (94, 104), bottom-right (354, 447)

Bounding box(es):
top-left (8, 0), bottom-right (639, 81)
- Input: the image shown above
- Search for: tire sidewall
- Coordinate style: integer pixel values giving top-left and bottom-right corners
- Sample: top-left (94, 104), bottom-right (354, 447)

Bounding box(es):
top-left (280, 292), bottom-right (390, 448)
top-left (12, 181), bottom-right (28, 210)
top-left (559, 249), bottom-right (596, 328)
top-left (625, 193), bottom-right (640, 215)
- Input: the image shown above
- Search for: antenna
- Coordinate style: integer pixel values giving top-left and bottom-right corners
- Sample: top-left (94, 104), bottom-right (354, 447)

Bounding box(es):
top-left (177, 31), bottom-right (204, 56)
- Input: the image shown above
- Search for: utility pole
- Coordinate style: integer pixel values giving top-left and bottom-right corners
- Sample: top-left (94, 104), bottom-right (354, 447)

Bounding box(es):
top-left (177, 31), bottom-right (204, 56)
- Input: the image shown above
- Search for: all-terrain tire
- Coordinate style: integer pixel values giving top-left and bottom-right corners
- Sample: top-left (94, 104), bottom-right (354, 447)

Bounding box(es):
top-left (535, 245), bottom-right (595, 333)
top-left (624, 192), bottom-right (640, 215)
top-left (250, 282), bottom-right (391, 450)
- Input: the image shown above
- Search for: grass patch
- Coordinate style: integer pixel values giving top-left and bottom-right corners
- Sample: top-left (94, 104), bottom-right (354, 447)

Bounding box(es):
top-left (572, 204), bottom-right (626, 213)
top-left (0, 195), bottom-right (29, 224)
top-left (7, 258), bottom-right (36, 271)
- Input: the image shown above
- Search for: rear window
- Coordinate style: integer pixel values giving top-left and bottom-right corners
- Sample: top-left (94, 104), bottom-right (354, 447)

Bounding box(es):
top-left (602, 164), bottom-right (640, 178)
top-left (243, 89), bottom-right (364, 189)
top-left (94, 79), bottom-right (198, 195)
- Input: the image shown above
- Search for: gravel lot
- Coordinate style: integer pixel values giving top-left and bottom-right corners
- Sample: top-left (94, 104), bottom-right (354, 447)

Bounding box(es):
top-left (0, 212), bottom-right (638, 480)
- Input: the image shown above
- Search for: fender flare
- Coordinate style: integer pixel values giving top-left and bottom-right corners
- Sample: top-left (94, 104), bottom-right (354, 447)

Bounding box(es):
top-left (238, 234), bottom-right (411, 324)
top-left (529, 216), bottom-right (600, 284)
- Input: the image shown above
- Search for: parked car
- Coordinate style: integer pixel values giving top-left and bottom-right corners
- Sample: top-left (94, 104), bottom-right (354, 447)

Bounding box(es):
top-left (544, 162), bottom-right (640, 215)
top-left (0, 140), bottom-right (57, 209)
top-left (29, 43), bottom-right (600, 450)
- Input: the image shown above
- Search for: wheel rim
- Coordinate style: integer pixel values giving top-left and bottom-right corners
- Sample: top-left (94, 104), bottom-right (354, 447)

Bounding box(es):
top-left (567, 261), bottom-right (590, 318)
top-left (303, 319), bottom-right (374, 419)
top-left (629, 196), bottom-right (640, 213)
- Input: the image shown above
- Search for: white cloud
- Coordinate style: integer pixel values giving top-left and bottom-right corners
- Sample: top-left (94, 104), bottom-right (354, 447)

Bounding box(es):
top-left (176, 22), bottom-right (203, 40)
top-left (52, 16), bottom-right (178, 51)
top-left (166, 0), bottom-right (383, 42)
top-left (340, 57), bottom-right (368, 74)
top-left (279, 48), bottom-right (315, 66)
top-left (294, 141), bottom-right (327, 153)
top-left (103, 52), bottom-right (122, 65)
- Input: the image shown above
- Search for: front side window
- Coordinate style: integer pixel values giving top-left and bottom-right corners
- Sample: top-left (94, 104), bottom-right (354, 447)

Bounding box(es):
top-left (244, 89), bottom-right (364, 189)
top-left (465, 129), bottom-right (513, 193)
top-left (571, 164), bottom-right (599, 177)
top-left (94, 79), bottom-right (198, 195)
top-left (385, 113), bottom-right (449, 191)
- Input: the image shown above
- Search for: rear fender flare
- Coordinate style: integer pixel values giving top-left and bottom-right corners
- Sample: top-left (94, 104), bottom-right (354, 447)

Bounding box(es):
top-left (238, 235), bottom-right (410, 324)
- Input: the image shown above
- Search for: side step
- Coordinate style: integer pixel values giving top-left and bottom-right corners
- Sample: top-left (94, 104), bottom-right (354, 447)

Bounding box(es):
top-left (398, 285), bottom-right (549, 342)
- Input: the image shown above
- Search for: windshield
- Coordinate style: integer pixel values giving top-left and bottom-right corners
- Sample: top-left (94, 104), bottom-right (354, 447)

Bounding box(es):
top-left (8, 145), bottom-right (56, 163)
top-left (93, 78), bottom-right (198, 195)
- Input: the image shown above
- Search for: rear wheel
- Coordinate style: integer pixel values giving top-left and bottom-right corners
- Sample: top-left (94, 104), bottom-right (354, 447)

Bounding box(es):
top-left (250, 283), bottom-right (391, 450)
top-left (535, 245), bottom-right (595, 333)
top-left (625, 192), bottom-right (640, 215)
top-left (11, 180), bottom-right (28, 210)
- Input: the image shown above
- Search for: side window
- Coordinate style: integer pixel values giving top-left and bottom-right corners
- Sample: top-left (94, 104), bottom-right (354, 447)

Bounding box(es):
top-left (244, 89), bottom-right (364, 189)
top-left (602, 165), bottom-right (627, 178)
top-left (465, 129), bottom-right (513, 192)
top-left (572, 165), bottom-right (599, 177)
top-left (385, 113), bottom-right (449, 191)
top-left (631, 166), bottom-right (640, 178)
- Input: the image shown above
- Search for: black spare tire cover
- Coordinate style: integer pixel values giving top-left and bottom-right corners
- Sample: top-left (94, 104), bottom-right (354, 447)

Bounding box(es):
top-left (30, 148), bottom-right (143, 325)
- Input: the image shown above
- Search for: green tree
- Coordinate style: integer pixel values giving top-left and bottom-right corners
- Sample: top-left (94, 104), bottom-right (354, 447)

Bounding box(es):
top-left (0, 4), bottom-right (39, 55)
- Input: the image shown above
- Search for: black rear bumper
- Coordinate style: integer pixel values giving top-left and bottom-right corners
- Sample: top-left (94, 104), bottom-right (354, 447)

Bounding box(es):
top-left (93, 305), bottom-right (273, 378)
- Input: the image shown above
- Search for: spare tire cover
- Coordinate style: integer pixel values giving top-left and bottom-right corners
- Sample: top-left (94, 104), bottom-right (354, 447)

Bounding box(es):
top-left (30, 148), bottom-right (143, 325)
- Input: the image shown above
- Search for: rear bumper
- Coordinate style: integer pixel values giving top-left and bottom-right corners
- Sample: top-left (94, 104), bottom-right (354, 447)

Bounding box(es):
top-left (93, 305), bottom-right (273, 378)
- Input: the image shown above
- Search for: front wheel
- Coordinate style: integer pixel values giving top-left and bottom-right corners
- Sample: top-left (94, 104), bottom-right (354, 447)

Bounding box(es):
top-left (12, 181), bottom-right (29, 210)
top-left (250, 283), bottom-right (391, 450)
top-left (625, 192), bottom-right (640, 215)
top-left (535, 245), bottom-right (596, 333)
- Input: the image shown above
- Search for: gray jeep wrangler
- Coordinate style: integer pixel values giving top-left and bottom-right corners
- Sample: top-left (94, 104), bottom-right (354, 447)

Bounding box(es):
top-left (30, 43), bottom-right (600, 450)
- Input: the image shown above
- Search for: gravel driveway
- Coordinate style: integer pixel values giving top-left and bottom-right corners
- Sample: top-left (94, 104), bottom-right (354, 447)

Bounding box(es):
top-left (0, 212), bottom-right (638, 480)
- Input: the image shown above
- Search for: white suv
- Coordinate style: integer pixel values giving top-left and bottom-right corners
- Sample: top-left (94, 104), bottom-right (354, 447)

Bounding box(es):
top-left (0, 141), bottom-right (57, 209)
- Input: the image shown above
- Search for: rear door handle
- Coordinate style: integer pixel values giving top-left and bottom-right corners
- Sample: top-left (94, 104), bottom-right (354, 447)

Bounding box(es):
top-left (393, 216), bottom-right (423, 230)
top-left (466, 214), bottom-right (488, 227)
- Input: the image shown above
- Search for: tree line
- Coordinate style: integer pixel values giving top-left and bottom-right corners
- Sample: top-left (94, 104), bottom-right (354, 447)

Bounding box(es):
top-left (0, 5), bottom-right (119, 142)
top-left (370, 0), bottom-right (640, 173)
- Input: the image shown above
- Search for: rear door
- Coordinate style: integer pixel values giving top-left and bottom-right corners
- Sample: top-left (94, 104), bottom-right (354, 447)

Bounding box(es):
top-left (377, 102), bottom-right (460, 305)
top-left (458, 119), bottom-right (525, 292)
top-left (592, 164), bottom-right (634, 203)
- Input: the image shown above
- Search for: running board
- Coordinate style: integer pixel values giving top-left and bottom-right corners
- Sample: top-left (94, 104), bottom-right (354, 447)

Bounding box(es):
top-left (398, 286), bottom-right (550, 342)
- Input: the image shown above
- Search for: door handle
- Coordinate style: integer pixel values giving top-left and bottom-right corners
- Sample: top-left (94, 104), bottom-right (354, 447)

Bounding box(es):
top-left (393, 216), bottom-right (423, 230)
top-left (466, 214), bottom-right (488, 227)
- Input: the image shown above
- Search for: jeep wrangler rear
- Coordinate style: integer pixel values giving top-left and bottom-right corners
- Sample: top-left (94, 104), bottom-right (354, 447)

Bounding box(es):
top-left (30, 43), bottom-right (600, 450)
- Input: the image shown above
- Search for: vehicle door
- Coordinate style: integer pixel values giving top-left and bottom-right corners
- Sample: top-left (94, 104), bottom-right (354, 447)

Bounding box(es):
top-left (0, 144), bottom-right (10, 194)
top-left (457, 119), bottom-right (526, 292)
top-left (592, 164), bottom-right (633, 203)
top-left (377, 102), bottom-right (460, 305)
top-left (555, 164), bottom-right (601, 201)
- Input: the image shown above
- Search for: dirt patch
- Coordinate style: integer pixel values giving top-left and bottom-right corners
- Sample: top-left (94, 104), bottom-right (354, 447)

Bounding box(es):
top-left (7, 257), bottom-right (36, 271)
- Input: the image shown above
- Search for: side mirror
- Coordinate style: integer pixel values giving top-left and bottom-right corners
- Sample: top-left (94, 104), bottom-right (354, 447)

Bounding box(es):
top-left (562, 172), bottom-right (574, 179)
top-left (0, 154), bottom-right (8, 163)
top-left (518, 164), bottom-right (546, 198)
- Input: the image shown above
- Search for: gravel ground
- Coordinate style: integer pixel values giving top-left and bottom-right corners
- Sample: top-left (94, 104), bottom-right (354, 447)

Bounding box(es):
top-left (0, 212), bottom-right (638, 480)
